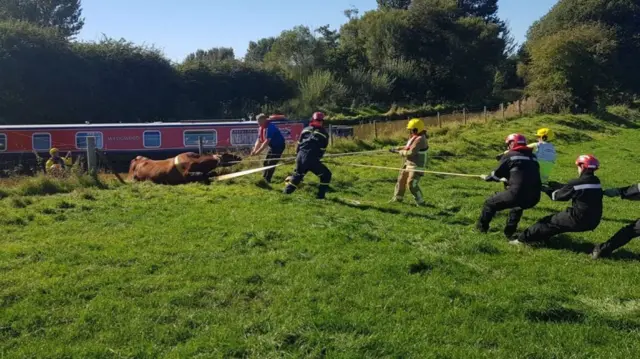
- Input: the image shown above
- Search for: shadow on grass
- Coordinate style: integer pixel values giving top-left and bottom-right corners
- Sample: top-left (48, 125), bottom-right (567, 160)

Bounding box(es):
top-left (594, 111), bottom-right (640, 129)
top-left (526, 306), bottom-right (586, 324)
top-left (330, 198), bottom-right (438, 221)
top-left (542, 235), bottom-right (640, 261)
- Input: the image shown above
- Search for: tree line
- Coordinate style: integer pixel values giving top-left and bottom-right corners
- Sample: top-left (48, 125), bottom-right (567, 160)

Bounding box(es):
top-left (0, 0), bottom-right (638, 125)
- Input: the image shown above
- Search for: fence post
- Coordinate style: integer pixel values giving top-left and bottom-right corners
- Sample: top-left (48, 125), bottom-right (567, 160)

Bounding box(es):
top-left (329, 124), bottom-right (334, 147)
top-left (501, 103), bottom-right (505, 119)
top-left (373, 121), bottom-right (378, 140)
top-left (484, 106), bottom-right (487, 123)
top-left (86, 136), bottom-right (97, 178)
top-left (463, 108), bottom-right (467, 124)
top-left (198, 136), bottom-right (204, 155)
top-left (437, 112), bottom-right (441, 128)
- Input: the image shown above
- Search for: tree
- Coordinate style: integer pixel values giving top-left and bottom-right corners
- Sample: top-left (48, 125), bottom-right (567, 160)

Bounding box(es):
top-left (377, 0), bottom-right (411, 9)
top-left (524, 0), bottom-right (640, 101)
top-left (0, 0), bottom-right (84, 37)
top-left (456, 0), bottom-right (499, 22)
top-left (523, 24), bottom-right (616, 112)
top-left (264, 26), bottom-right (324, 78)
top-left (244, 37), bottom-right (275, 63)
top-left (183, 47), bottom-right (235, 66)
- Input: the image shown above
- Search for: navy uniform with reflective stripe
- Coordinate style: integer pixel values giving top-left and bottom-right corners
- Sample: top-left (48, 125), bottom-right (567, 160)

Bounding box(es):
top-left (284, 125), bottom-right (332, 199)
top-left (518, 171), bottom-right (603, 243)
top-left (478, 148), bottom-right (542, 237)
top-left (593, 183), bottom-right (640, 258)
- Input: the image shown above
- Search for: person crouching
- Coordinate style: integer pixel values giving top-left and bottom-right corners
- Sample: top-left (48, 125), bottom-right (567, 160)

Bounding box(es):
top-left (477, 134), bottom-right (542, 239)
top-left (592, 183), bottom-right (640, 259)
top-left (283, 112), bottom-right (332, 199)
top-left (511, 155), bottom-right (603, 246)
top-left (389, 118), bottom-right (428, 206)
top-left (46, 148), bottom-right (72, 174)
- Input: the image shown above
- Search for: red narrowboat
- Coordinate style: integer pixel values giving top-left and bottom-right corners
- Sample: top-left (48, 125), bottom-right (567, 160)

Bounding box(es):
top-left (0, 117), bottom-right (306, 172)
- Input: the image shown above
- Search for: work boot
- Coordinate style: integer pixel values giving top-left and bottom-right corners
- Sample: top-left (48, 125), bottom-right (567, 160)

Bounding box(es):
top-left (415, 201), bottom-right (427, 207)
top-left (256, 178), bottom-right (271, 189)
top-left (591, 243), bottom-right (611, 260)
top-left (317, 185), bottom-right (329, 200)
top-left (509, 239), bottom-right (523, 246)
top-left (283, 184), bottom-right (296, 195)
top-left (389, 197), bottom-right (403, 203)
top-left (504, 226), bottom-right (518, 240)
top-left (476, 221), bottom-right (489, 234)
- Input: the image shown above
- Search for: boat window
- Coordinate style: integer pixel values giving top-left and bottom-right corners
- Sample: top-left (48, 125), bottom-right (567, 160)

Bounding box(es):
top-left (32, 133), bottom-right (51, 151)
top-left (143, 131), bottom-right (161, 148)
top-left (184, 130), bottom-right (217, 147)
top-left (76, 132), bottom-right (104, 149)
top-left (230, 129), bottom-right (258, 146)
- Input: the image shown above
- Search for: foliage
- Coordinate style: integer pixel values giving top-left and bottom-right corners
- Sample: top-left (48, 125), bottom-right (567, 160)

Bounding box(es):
top-left (0, 0), bottom-right (84, 37)
top-left (522, 0), bottom-right (640, 110)
top-left (2, 110), bottom-right (640, 357)
top-left (291, 70), bottom-right (349, 115)
top-left (377, 0), bottom-right (412, 10)
top-left (244, 37), bottom-right (275, 63)
top-left (523, 24), bottom-right (617, 112)
top-left (0, 0), bottom-right (519, 123)
top-left (183, 47), bottom-right (235, 66)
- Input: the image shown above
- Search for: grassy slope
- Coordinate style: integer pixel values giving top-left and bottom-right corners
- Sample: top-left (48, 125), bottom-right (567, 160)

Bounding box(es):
top-left (1, 110), bottom-right (640, 358)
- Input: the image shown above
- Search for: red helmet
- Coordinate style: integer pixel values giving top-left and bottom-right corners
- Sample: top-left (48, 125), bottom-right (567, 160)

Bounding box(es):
top-left (505, 133), bottom-right (527, 146)
top-left (576, 154), bottom-right (600, 170)
top-left (312, 112), bottom-right (325, 121)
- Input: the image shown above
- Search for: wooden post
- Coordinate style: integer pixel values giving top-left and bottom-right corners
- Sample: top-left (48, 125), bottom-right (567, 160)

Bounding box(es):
top-left (329, 124), bottom-right (334, 146)
top-left (437, 112), bottom-right (441, 128)
top-left (518, 100), bottom-right (522, 116)
top-left (198, 136), bottom-right (204, 155)
top-left (484, 106), bottom-right (487, 123)
top-left (373, 121), bottom-right (378, 140)
top-left (86, 136), bottom-right (97, 178)
top-left (463, 108), bottom-right (467, 124)
top-left (501, 103), bottom-right (505, 119)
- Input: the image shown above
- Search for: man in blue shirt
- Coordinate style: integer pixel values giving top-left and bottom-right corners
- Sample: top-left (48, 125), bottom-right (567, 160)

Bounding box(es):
top-left (251, 113), bottom-right (286, 184)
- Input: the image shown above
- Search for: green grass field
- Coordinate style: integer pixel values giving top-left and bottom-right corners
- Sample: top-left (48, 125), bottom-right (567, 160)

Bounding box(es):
top-left (2, 108), bottom-right (640, 358)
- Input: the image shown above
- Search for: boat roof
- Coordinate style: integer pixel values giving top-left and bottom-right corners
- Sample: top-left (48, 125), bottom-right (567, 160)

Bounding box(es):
top-left (0, 119), bottom-right (298, 130)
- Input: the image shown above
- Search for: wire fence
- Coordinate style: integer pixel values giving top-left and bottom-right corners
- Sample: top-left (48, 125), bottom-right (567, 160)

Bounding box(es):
top-left (347, 98), bottom-right (540, 141)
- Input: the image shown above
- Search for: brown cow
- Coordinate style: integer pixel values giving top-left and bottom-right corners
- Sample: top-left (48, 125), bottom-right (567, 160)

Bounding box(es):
top-left (128, 152), bottom-right (242, 185)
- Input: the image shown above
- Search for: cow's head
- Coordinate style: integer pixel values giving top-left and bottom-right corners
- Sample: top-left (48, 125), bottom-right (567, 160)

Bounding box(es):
top-left (186, 152), bottom-right (242, 174)
top-left (217, 152), bottom-right (243, 167)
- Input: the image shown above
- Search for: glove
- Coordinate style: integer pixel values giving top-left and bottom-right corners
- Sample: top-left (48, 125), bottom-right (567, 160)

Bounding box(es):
top-left (495, 154), bottom-right (503, 161)
top-left (547, 181), bottom-right (563, 191)
top-left (603, 188), bottom-right (621, 198)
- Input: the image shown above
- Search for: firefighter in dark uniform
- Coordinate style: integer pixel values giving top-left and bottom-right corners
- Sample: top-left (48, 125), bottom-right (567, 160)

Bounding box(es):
top-left (283, 112), bottom-right (332, 199)
top-left (512, 154), bottom-right (603, 245)
top-left (592, 183), bottom-right (640, 259)
top-left (477, 133), bottom-right (542, 239)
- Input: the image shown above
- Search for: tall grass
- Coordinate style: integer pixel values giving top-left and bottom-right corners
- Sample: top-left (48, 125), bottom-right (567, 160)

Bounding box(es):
top-left (0, 172), bottom-right (114, 198)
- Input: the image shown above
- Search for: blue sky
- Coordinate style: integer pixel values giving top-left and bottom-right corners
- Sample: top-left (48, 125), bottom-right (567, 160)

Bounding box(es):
top-left (78, 0), bottom-right (558, 63)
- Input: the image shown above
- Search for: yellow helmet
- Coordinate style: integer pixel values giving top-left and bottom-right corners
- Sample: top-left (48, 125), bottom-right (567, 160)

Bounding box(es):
top-left (536, 128), bottom-right (553, 140)
top-left (49, 148), bottom-right (59, 155)
top-left (407, 118), bottom-right (425, 133)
